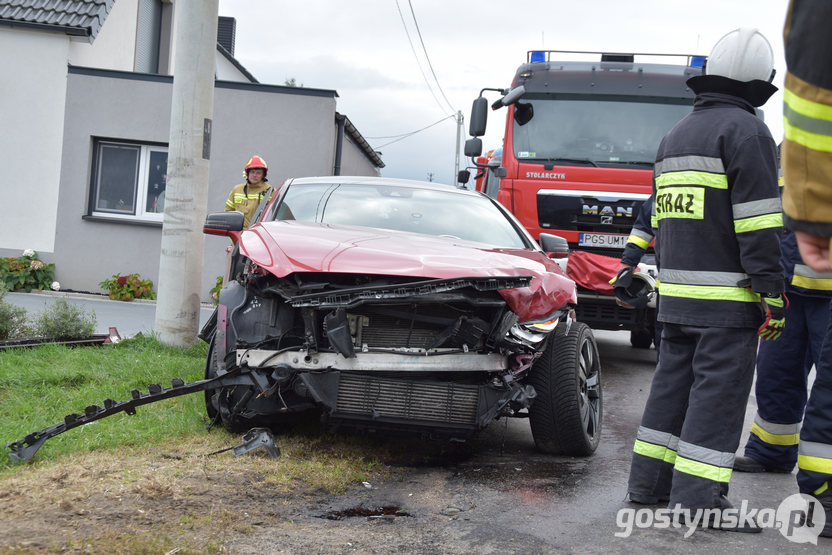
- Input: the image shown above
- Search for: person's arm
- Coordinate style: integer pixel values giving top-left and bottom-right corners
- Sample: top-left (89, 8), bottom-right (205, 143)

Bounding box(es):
top-left (729, 135), bottom-right (785, 294)
top-left (782, 0), bottom-right (832, 271)
top-left (225, 186), bottom-right (237, 212)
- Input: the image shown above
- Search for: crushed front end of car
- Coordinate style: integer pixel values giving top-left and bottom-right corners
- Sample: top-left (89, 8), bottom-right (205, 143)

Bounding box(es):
top-left (206, 269), bottom-right (573, 442)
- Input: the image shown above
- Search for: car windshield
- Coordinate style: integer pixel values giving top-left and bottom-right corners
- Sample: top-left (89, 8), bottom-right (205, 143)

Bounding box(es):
top-left (268, 182), bottom-right (528, 248)
top-left (512, 94), bottom-right (693, 166)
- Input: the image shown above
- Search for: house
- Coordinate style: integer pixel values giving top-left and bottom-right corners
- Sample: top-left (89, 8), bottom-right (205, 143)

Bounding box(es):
top-left (0, 0), bottom-right (384, 300)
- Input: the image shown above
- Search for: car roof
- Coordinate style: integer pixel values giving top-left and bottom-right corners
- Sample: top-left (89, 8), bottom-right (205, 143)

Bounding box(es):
top-left (283, 176), bottom-right (480, 196)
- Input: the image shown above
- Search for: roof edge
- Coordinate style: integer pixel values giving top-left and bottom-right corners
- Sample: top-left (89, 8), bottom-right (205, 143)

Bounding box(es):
top-left (337, 113), bottom-right (385, 169)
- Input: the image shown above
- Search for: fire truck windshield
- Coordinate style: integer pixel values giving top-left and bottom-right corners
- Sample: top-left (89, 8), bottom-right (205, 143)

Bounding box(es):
top-left (512, 94), bottom-right (693, 166)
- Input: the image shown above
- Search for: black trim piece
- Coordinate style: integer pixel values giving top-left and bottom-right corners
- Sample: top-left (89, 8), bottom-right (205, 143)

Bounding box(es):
top-left (289, 276), bottom-right (532, 308)
top-left (215, 79), bottom-right (338, 99)
top-left (82, 215), bottom-right (162, 228)
top-left (0, 19), bottom-right (89, 37)
top-left (68, 64), bottom-right (172, 83)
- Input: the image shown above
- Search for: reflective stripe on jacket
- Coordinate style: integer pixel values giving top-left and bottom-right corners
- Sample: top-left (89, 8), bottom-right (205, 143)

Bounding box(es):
top-left (225, 181), bottom-right (272, 228)
top-left (653, 92), bottom-right (784, 327)
top-left (782, 0), bottom-right (832, 237)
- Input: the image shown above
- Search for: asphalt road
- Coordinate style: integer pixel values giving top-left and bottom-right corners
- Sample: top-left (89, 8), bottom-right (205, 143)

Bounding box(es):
top-left (2, 291), bottom-right (825, 551)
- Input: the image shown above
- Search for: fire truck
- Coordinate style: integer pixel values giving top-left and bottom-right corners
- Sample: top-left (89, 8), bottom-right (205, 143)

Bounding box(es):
top-left (464, 50), bottom-right (704, 348)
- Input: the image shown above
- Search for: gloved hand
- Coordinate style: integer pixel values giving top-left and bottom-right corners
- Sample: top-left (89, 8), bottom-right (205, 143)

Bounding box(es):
top-left (758, 293), bottom-right (788, 341)
top-left (610, 265), bottom-right (636, 308)
top-left (610, 265), bottom-right (634, 288)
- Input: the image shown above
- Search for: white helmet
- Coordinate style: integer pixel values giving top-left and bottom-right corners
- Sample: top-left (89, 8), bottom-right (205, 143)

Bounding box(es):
top-left (705, 28), bottom-right (774, 83)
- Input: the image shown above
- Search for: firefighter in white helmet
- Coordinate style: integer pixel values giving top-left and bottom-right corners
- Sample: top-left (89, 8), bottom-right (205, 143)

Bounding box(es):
top-left (626, 28), bottom-right (784, 532)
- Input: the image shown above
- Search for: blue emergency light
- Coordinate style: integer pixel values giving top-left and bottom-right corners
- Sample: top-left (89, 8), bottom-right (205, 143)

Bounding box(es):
top-left (689, 56), bottom-right (706, 68)
top-left (530, 51), bottom-right (546, 63)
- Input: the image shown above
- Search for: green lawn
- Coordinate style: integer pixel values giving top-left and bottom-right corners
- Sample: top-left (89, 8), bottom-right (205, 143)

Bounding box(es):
top-left (0, 334), bottom-right (208, 469)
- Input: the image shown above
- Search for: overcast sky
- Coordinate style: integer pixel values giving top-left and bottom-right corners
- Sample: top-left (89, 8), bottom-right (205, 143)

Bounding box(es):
top-left (217, 0), bottom-right (789, 186)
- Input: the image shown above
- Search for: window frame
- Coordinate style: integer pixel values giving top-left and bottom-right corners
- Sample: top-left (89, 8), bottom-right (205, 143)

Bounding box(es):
top-left (88, 138), bottom-right (169, 223)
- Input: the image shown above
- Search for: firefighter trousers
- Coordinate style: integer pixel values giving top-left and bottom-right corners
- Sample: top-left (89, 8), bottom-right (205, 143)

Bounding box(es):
top-left (743, 294), bottom-right (831, 471)
top-left (628, 323), bottom-right (758, 509)
top-left (798, 300), bottom-right (832, 495)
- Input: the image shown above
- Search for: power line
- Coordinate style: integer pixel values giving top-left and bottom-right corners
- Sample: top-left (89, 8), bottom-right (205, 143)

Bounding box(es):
top-left (395, 0), bottom-right (449, 116)
top-left (407, 0), bottom-right (456, 115)
top-left (372, 115), bottom-right (455, 149)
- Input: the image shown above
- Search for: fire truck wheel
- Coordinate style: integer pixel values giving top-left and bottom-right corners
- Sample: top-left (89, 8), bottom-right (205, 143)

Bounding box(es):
top-left (528, 321), bottom-right (602, 456)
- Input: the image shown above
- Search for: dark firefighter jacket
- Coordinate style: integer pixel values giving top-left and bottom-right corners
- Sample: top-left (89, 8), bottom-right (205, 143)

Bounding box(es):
top-left (621, 194), bottom-right (655, 268)
top-left (653, 78), bottom-right (784, 328)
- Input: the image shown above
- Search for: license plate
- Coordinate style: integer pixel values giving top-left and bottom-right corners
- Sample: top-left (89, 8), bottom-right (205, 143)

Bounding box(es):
top-left (578, 232), bottom-right (629, 248)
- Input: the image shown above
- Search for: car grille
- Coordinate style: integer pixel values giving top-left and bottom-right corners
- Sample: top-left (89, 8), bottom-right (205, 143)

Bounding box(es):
top-left (359, 314), bottom-right (437, 349)
top-left (335, 374), bottom-right (479, 425)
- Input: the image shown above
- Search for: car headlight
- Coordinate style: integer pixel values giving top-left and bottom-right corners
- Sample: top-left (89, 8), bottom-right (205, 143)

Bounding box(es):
top-left (522, 318), bottom-right (559, 333)
top-left (506, 317), bottom-right (559, 346)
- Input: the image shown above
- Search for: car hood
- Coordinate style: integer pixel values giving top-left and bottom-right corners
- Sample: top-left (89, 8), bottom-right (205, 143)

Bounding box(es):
top-left (239, 221), bottom-right (576, 321)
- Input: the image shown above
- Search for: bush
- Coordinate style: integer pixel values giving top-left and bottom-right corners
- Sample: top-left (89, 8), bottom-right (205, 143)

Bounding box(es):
top-left (0, 249), bottom-right (56, 292)
top-left (0, 284), bottom-right (31, 340)
top-left (33, 298), bottom-right (96, 338)
top-left (210, 275), bottom-right (223, 305)
top-left (99, 273), bottom-right (156, 301)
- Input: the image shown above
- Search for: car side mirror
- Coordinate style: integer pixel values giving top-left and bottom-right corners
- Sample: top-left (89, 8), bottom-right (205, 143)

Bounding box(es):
top-left (539, 233), bottom-right (569, 257)
top-left (457, 169), bottom-right (471, 184)
top-left (204, 211), bottom-right (244, 237)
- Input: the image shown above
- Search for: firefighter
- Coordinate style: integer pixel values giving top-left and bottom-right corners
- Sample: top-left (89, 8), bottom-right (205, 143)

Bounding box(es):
top-left (626, 28), bottom-right (784, 532)
top-left (780, 0), bottom-right (832, 536)
top-left (225, 155), bottom-right (272, 228)
top-left (734, 149), bottom-right (832, 475)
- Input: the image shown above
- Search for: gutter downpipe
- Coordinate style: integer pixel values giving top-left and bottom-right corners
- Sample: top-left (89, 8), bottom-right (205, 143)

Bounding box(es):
top-left (334, 113), bottom-right (345, 176)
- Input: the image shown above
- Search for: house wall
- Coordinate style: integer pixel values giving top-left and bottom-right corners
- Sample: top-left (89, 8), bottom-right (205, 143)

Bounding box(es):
top-left (0, 29), bottom-right (69, 254)
top-left (53, 69), bottom-right (352, 301)
top-left (339, 135), bottom-right (382, 177)
top-left (68, 0), bottom-right (139, 71)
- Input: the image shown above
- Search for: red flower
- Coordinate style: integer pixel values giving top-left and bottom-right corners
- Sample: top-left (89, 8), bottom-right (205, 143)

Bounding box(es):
top-left (117, 276), bottom-right (128, 285)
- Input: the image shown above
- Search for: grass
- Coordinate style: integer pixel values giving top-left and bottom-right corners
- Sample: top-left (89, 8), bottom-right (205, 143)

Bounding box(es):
top-left (0, 334), bottom-right (407, 551)
top-left (0, 334), bottom-right (209, 468)
top-left (0, 334), bottom-right (396, 486)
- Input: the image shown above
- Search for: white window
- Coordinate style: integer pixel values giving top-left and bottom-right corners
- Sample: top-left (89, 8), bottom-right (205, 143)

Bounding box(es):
top-left (91, 140), bottom-right (168, 222)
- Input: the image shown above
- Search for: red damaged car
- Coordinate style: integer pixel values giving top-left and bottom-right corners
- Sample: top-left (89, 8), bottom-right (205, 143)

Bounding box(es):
top-left (203, 176), bottom-right (602, 456)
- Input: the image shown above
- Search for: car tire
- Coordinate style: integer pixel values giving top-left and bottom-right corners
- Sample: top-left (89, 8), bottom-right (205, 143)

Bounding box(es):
top-left (204, 336), bottom-right (257, 433)
top-left (528, 321), bottom-right (602, 456)
top-left (204, 339), bottom-right (219, 421)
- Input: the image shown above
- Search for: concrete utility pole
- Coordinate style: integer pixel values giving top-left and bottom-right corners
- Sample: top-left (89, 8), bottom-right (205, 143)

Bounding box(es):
top-left (155, 0), bottom-right (219, 346)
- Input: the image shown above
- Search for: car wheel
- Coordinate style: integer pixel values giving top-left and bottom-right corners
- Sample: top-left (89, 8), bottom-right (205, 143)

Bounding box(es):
top-left (630, 327), bottom-right (653, 349)
top-left (205, 336), bottom-right (257, 433)
top-left (204, 338), bottom-right (219, 421)
top-left (528, 321), bottom-right (602, 456)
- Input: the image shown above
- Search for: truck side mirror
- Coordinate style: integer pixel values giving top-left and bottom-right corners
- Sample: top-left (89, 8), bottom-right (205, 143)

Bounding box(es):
top-left (514, 101), bottom-right (534, 126)
top-left (493, 85), bottom-right (526, 109)
top-left (457, 169), bottom-right (471, 184)
top-left (468, 97), bottom-right (488, 137)
top-left (464, 138), bottom-right (483, 157)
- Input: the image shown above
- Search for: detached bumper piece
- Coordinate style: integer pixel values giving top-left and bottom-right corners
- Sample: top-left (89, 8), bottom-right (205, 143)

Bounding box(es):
top-left (299, 371), bottom-right (535, 438)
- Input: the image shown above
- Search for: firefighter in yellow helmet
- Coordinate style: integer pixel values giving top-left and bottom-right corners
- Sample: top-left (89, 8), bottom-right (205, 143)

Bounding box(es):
top-left (225, 155), bottom-right (272, 228)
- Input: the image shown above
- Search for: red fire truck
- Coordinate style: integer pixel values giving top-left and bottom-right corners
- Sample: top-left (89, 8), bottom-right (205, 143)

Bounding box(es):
top-left (464, 50), bottom-right (704, 348)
